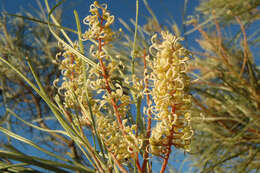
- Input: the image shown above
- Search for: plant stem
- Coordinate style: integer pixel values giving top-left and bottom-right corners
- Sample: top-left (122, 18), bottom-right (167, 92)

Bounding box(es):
top-left (142, 49), bottom-right (152, 172)
top-left (160, 105), bottom-right (175, 173)
top-left (97, 13), bottom-right (141, 172)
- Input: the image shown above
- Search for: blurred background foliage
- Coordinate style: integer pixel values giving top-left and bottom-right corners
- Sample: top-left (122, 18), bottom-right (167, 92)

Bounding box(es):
top-left (188, 0), bottom-right (260, 172)
top-left (0, 3), bottom-right (83, 172)
top-left (0, 0), bottom-right (260, 172)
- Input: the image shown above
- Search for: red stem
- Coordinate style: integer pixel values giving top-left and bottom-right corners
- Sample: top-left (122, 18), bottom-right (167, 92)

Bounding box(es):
top-left (142, 49), bottom-right (152, 172)
top-left (97, 14), bottom-right (125, 133)
top-left (135, 153), bottom-right (142, 172)
top-left (160, 105), bottom-right (175, 173)
top-left (110, 152), bottom-right (128, 173)
top-left (97, 12), bottom-right (141, 171)
top-left (234, 16), bottom-right (248, 77)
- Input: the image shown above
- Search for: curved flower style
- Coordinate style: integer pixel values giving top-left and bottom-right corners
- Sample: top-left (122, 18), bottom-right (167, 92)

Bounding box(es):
top-left (54, 43), bottom-right (91, 109)
top-left (97, 116), bottom-right (143, 162)
top-left (82, 1), bottom-right (115, 42)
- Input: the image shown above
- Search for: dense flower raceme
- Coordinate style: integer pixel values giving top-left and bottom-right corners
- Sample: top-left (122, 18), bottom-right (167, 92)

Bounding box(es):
top-left (149, 31), bottom-right (193, 154)
top-left (53, 43), bottom-right (97, 127)
top-left (82, 1), bottom-right (142, 162)
top-left (82, 1), bottom-right (115, 42)
top-left (54, 1), bottom-right (193, 164)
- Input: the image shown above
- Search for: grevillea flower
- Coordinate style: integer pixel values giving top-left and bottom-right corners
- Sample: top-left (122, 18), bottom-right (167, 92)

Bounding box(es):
top-left (82, 1), bottom-right (115, 42)
top-left (97, 116), bottom-right (143, 162)
top-left (82, 1), bottom-right (142, 162)
top-left (54, 1), bottom-right (193, 169)
top-left (54, 43), bottom-right (90, 108)
top-left (149, 31), bottom-right (193, 155)
top-left (53, 42), bottom-right (95, 126)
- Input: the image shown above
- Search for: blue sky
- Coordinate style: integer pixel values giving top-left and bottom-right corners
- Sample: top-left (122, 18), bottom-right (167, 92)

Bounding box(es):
top-left (1, 0), bottom-right (201, 58)
top-left (1, 0), bottom-right (199, 35)
top-left (0, 0), bottom-right (199, 172)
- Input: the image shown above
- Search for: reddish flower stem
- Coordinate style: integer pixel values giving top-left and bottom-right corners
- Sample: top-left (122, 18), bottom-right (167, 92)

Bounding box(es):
top-left (135, 153), bottom-right (142, 172)
top-left (97, 14), bottom-right (126, 133)
top-left (234, 15), bottom-right (248, 77)
top-left (160, 146), bottom-right (172, 173)
top-left (142, 49), bottom-right (152, 172)
top-left (97, 13), bottom-right (141, 171)
top-left (160, 105), bottom-right (176, 173)
top-left (110, 152), bottom-right (128, 173)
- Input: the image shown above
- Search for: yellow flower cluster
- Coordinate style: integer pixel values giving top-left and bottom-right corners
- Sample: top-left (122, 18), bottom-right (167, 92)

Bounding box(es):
top-left (149, 31), bottom-right (193, 155)
top-left (54, 43), bottom-right (91, 111)
top-left (97, 116), bottom-right (143, 162)
top-left (82, 1), bottom-right (114, 42)
top-left (54, 1), bottom-right (193, 165)
top-left (82, 1), bottom-right (142, 162)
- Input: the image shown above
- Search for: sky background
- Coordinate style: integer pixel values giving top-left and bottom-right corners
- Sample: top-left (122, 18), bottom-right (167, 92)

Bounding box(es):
top-left (0, 0), bottom-right (199, 172)
top-left (1, 0), bottom-right (199, 41)
top-left (1, 0), bottom-right (199, 25)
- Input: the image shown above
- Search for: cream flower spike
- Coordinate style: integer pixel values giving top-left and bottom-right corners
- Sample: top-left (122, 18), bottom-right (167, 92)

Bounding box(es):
top-left (149, 31), bottom-right (193, 155)
top-left (81, 1), bottom-right (142, 164)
